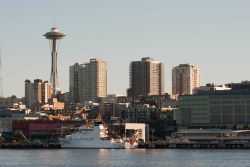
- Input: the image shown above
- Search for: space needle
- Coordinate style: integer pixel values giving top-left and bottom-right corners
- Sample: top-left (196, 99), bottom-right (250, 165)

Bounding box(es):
top-left (44, 27), bottom-right (65, 97)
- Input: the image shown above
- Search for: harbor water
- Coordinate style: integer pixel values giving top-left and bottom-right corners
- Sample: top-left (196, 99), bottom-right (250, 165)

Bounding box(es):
top-left (0, 149), bottom-right (250, 167)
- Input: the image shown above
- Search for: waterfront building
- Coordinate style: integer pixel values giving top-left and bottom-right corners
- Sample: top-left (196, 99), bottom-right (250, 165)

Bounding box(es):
top-left (25, 79), bottom-right (52, 109)
top-left (170, 129), bottom-right (250, 144)
top-left (117, 99), bottom-right (177, 138)
top-left (127, 57), bottom-right (164, 97)
top-left (178, 90), bottom-right (250, 128)
top-left (0, 108), bottom-right (25, 142)
top-left (12, 119), bottom-right (80, 142)
top-left (172, 64), bottom-right (200, 95)
top-left (69, 59), bottom-right (107, 103)
top-left (125, 123), bottom-right (149, 143)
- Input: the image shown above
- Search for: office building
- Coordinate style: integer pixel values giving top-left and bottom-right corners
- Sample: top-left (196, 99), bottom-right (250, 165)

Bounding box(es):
top-left (178, 90), bottom-right (250, 128)
top-left (127, 57), bottom-right (164, 97)
top-left (172, 64), bottom-right (200, 95)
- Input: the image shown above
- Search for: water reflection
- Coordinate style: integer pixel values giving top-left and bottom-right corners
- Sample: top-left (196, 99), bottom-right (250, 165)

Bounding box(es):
top-left (98, 149), bottom-right (109, 157)
top-left (0, 149), bottom-right (250, 167)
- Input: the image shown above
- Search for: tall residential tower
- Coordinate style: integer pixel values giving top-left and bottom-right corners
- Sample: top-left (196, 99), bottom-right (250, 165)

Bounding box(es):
top-left (69, 59), bottom-right (107, 103)
top-left (25, 79), bottom-right (52, 109)
top-left (69, 63), bottom-right (81, 103)
top-left (172, 64), bottom-right (200, 95)
top-left (127, 57), bottom-right (164, 97)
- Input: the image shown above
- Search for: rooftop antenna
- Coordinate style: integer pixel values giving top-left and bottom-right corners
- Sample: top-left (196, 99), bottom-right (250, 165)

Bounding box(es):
top-left (0, 47), bottom-right (3, 98)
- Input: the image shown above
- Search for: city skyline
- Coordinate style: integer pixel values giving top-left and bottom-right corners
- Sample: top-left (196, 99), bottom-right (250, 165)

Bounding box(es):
top-left (1, 0), bottom-right (250, 97)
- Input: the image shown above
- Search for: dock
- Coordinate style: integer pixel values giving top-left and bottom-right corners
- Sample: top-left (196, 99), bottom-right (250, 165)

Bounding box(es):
top-left (2, 141), bottom-right (250, 149)
top-left (0, 143), bottom-right (61, 149)
top-left (138, 142), bottom-right (250, 149)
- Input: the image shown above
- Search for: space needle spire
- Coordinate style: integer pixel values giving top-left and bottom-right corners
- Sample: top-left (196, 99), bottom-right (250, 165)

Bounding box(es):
top-left (43, 27), bottom-right (65, 97)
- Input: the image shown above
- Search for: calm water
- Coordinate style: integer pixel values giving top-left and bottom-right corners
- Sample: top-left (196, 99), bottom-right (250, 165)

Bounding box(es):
top-left (0, 149), bottom-right (249, 167)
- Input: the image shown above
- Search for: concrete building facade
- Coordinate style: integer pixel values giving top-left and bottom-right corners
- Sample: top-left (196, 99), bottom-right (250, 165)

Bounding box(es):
top-left (25, 79), bottom-right (52, 109)
top-left (178, 90), bottom-right (250, 128)
top-left (41, 81), bottom-right (52, 104)
top-left (127, 57), bottom-right (164, 97)
top-left (69, 63), bottom-right (81, 103)
top-left (172, 64), bottom-right (200, 95)
top-left (69, 59), bottom-right (107, 103)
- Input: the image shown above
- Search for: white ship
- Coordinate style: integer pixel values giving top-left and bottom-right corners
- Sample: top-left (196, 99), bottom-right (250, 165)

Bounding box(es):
top-left (59, 123), bottom-right (125, 149)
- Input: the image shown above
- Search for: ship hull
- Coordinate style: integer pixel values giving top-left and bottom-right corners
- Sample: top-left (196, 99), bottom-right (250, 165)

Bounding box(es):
top-left (59, 138), bottom-right (124, 149)
top-left (125, 142), bottom-right (139, 149)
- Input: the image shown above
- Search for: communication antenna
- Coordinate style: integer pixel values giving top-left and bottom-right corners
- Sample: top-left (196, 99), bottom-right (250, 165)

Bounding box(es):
top-left (0, 48), bottom-right (3, 98)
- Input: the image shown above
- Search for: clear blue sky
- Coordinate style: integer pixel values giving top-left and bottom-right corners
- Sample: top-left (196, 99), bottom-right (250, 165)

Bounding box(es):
top-left (0, 0), bottom-right (250, 97)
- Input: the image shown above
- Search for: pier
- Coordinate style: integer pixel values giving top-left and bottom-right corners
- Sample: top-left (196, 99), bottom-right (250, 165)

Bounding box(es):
top-left (0, 143), bottom-right (61, 149)
top-left (138, 142), bottom-right (250, 149)
top-left (1, 142), bottom-right (250, 149)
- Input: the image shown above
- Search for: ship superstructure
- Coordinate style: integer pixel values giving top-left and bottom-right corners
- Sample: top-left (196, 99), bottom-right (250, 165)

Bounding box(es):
top-left (59, 122), bottom-right (124, 149)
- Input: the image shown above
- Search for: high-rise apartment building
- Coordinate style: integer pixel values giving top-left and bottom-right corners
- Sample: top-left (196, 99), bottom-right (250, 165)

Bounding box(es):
top-left (25, 80), bottom-right (33, 108)
top-left (172, 64), bottom-right (200, 95)
top-left (25, 79), bottom-right (52, 109)
top-left (69, 59), bottom-right (107, 103)
top-left (127, 57), bottom-right (164, 97)
top-left (32, 79), bottom-right (42, 104)
top-left (69, 63), bottom-right (81, 103)
top-left (41, 81), bottom-right (52, 104)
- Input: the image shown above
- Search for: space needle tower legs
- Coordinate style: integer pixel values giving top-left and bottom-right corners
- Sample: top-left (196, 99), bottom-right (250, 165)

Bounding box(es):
top-left (44, 27), bottom-right (65, 97)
